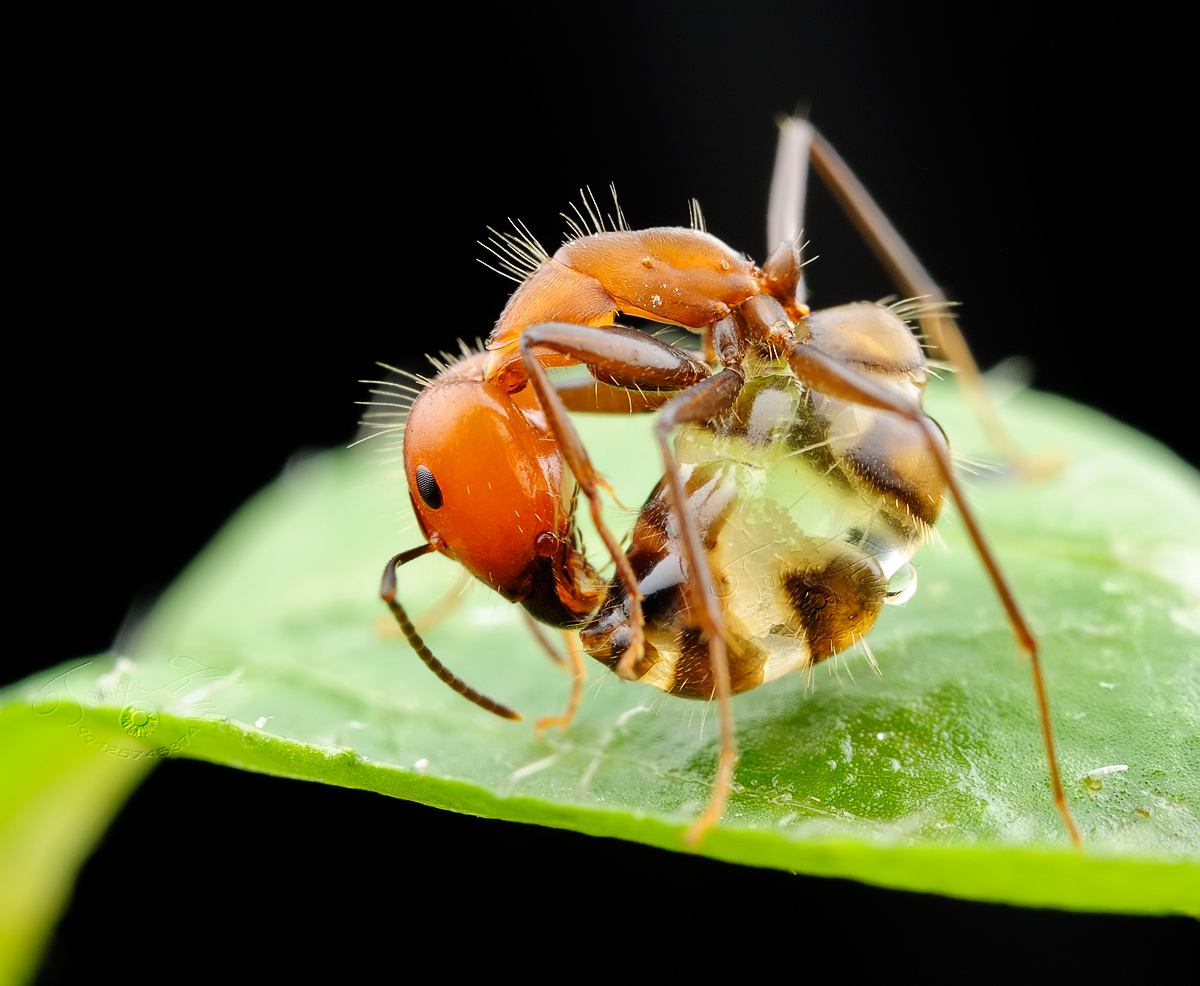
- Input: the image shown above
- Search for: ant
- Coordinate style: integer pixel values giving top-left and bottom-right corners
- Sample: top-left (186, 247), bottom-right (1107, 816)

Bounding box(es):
top-left (368, 118), bottom-right (1082, 848)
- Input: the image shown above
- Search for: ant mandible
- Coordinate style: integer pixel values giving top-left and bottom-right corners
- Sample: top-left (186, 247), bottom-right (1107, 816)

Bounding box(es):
top-left (371, 118), bottom-right (1082, 848)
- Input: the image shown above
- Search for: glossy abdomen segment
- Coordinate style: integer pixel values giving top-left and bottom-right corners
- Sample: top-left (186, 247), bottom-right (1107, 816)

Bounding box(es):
top-left (580, 462), bottom-right (891, 697)
top-left (581, 315), bottom-right (948, 697)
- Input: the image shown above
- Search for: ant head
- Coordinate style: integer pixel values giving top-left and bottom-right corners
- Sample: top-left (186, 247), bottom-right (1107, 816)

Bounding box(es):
top-left (402, 357), bottom-right (567, 600)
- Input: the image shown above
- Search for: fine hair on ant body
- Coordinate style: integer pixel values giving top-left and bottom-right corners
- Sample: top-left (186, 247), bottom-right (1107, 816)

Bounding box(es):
top-left (366, 118), bottom-right (1082, 848)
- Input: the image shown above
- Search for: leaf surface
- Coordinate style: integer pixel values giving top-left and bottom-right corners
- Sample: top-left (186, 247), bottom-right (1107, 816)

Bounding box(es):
top-left (4, 384), bottom-right (1198, 949)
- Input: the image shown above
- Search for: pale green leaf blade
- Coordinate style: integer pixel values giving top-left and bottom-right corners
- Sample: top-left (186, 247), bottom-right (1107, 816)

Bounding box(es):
top-left (3, 384), bottom-right (1198, 932)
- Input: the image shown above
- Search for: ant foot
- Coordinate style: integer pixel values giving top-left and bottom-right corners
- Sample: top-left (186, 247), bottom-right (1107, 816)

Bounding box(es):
top-left (534, 713), bottom-right (573, 736)
top-left (684, 806), bottom-right (719, 848)
top-left (1013, 447), bottom-right (1067, 481)
top-left (595, 474), bottom-right (629, 512)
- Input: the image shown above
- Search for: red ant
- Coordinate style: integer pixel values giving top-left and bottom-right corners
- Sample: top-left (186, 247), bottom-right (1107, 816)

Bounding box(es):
top-left (370, 118), bottom-right (1081, 847)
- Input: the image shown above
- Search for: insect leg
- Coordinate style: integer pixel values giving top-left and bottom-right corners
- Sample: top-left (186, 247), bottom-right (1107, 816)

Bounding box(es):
top-left (553, 377), bottom-right (673, 414)
top-left (651, 367), bottom-right (749, 846)
top-left (519, 323), bottom-right (711, 678)
top-left (762, 117), bottom-right (815, 318)
top-left (518, 612), bottom-right (590, 732)
top-left (787, 341), bottom-right (1083, 847)
top-left (533, 632), bottom-right (587, 736)
top-left (520, 609), bottom-right (567, 667)
top-left (802, 124), bottom-right (1047, 474)
top-left (767, 116), bottom-right (814, 264)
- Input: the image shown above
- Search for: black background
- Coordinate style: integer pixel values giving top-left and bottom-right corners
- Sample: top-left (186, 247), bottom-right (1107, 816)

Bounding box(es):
top-left (15, 3), bottom-right (1198, 975)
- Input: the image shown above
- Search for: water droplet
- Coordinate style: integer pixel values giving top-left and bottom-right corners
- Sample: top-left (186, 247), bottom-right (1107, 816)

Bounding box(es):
top-left (414, 758), bottom-right (430, 773)
top-left (875, 731), bottom-right (893, 741)
top-left (254, 715), bottom-right (272, 729)
top-left (884, 562), bottom-right (918, 606)
top-left (1098, 681), bottom-right (1116, 689)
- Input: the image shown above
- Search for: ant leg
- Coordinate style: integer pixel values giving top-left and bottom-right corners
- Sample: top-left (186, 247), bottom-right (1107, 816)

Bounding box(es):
top-left (520, 610), bottom-right (566, 667)
top-left (554, 377), bottom-right (673, 414)
top-left (651, 368), bottom-right (749, 845)
top-left (799, 123), bottom-right (1049, 474)
top-left (519, 323), bottom-right (711, 678)
top-left (787, 341), bottom-right (1083, 848)
top-left (520, 611), bottom-right (587, 735)
top-left (534, 632), bottom-right (587, 736)
top-left (762, 118), bottom-right (814, 318)
top-left (767, 116), bottom-right (814, 268)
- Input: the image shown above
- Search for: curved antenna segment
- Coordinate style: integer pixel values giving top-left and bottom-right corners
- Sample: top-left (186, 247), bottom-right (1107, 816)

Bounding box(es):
top-left (381, 545), bottom-right (522, 721)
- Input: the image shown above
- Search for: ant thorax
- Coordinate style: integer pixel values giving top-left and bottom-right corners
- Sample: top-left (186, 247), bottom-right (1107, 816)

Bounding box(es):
top-left (581, 303), bottom-right (949, 699)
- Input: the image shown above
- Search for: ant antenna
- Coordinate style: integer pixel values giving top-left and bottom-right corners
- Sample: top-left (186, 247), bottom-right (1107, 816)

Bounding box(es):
top-left (381, 546), bottom-right (522, 721)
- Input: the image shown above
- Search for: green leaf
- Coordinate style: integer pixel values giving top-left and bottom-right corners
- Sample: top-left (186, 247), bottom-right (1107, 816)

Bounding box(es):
top-left (3, 382), bottom-right (1198, 962)
top-left (0, 706), bottom-right (149, 983)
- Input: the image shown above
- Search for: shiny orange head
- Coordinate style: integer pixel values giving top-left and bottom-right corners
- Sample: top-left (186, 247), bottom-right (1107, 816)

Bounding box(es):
top-left (401, 352), bottom-right (601, 625)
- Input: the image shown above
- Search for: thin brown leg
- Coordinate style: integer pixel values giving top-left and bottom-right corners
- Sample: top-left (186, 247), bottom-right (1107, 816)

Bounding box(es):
top-left (763, 119), bottom-right (814, 319)
top-left (535, 632), bottom-right (587, 736)
top-left (767, 116), bottom-right (814, 264)
top-left (521, 321), bottom-right (755, 841)
top-left (788, 342), bottom-right (1082, 848)
top-left (554, 377), bottom-right (673, 414)
top-left (519, 323), bottom-right (711, 679)
top-left (806, 127), bottom-right (1048, 474)
top-left (520, 609), bottom-right (566, 667)
top-left (650, 368), bottom-right (749, 845)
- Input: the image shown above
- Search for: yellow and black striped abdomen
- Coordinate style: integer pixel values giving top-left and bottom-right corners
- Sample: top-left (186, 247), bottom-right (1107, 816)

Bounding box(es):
top-left (580, 302), bottom-right (948, 697)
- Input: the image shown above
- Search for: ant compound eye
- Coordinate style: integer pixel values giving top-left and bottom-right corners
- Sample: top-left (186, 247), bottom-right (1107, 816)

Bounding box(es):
top-left (415, 465), bottom-right (443, 510)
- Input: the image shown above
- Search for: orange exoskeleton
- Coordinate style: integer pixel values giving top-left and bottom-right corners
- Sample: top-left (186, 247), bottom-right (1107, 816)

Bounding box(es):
top-left (367, 118), bottom-right (1081, 847)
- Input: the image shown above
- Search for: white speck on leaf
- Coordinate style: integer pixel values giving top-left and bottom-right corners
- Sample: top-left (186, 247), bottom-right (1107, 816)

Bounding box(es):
top-left (615, 705), bottom-right (650, 729)
top-left (505, 754), bottom-right (560, 792)
top-left (1084, 764), bottom-right (1128, 779)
